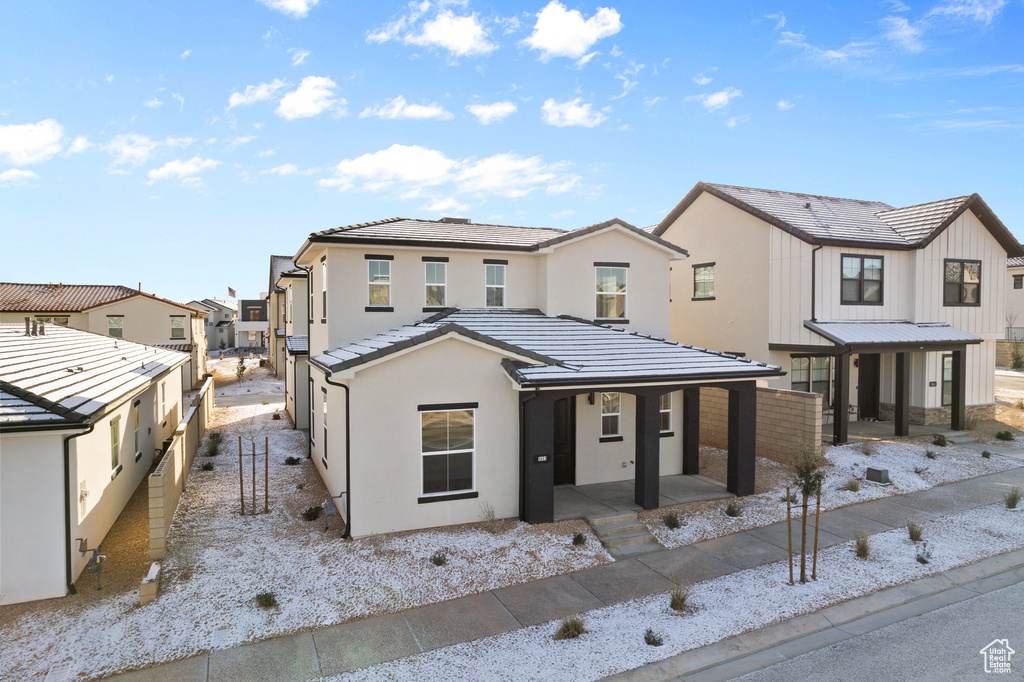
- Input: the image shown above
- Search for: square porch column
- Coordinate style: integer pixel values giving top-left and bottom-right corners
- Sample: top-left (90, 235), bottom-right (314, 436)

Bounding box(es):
top-left (520, 392), bottom-right (555, 524)
top-left (895, 352), bottom-right (910, 437)
top-left (682, 388), bottom-right (700, 475)
top-left (951, 348), bottom-right (966, 431)
top-left (833, 353), bottom-right (850, 445)
top-left (727, 381), bottom-right (756, 496)
top-left (634, 390), bottom-right (661, 509)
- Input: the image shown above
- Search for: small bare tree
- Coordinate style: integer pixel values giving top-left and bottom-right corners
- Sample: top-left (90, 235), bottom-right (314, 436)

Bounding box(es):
top-left (790, 442), bottom-right (826, 583)
top-left (1007, 312), bottom-right (1024, 369)
top-left (236, 355), bottom-right (246, 382)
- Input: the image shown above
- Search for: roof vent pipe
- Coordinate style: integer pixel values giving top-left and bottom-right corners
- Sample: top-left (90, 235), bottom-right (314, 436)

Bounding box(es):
top-left (24, 317), bottom-right (30, 336)
top-left (39, 321), bottom-right (46, 336)
top-left (31, 320), bottom-right (38, 336)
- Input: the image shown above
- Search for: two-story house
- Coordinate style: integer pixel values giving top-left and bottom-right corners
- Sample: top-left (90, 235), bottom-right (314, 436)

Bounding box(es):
top-left (266, 256), bottom-right (296, 377)
top-left (279, 267), bottom-right (309, 429)
top-left (0, 282), bottom-right (208, 390)
top-left (654, 183), bottom-right (1023, 444)
top-left (289, 217), bottom-right (782, 537)
top-left (235, 298), bottom-right (268, 349)
top-left (188, 298), bottom-right (237, 352)
top-left (1005, 257), bottom-right (1024, 340)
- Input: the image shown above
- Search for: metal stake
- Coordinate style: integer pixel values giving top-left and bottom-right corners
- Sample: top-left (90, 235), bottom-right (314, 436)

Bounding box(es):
top-left (251, 441), bottom-right (256, 516)
top-left (812, 489), bottom-right (822, 580)
top-left (264, 436), bottom-right (269, 513)
top-left (238, 436), bottom-right (244, 515)
top-left (786, 486), bottom-right (794, 586)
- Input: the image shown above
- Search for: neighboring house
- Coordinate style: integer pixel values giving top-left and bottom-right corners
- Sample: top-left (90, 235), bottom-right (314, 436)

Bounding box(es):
top-left (235, 298), bottom-right (268, 349)
top-left (187, 298), bottom-right (237, 351)
top-left (653, 183), bottom-right (1024, 443)
top-left (0, 322), bottom-right (186, 604)
top-left (1005, 257), bottom-right (1024, 339)
top-left (266, 255), bottom-right (296, 375)
top-left (290, 217), bottom-right (781, 537)
top-left (280, 268), bottom-right (309, 430)
top-left (0, 282), bottom-right (208, 390)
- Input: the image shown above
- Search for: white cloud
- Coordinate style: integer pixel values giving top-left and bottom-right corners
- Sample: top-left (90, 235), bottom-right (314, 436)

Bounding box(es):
top-left (0, 168), bottom-right (39, 185)
top-left (145, 97), bottom-right (164, 108)
top-left (260, 163), bottom-right (319, 175)
top-left (883, 16), bottom-right (925, 52)
top-left (228, 79), bottom-right (288, 109)
top-left (766, 12), bottom-right (786, 29)
top-left (524, 1), bottom-right (622, 62)
top-left (457, 153), bottom-right (571, 198)
top-left (105, 74), bottom-right (114, 83)
top-left (368, 1), bottom-right (431, 43)
top-left (643, 96), bottom-right (663, 106)
top-left (888, 0), bottom-right (911, 11)
top-left (180, 49), bottom-right (191, 59)
top-left (256, 0), bottom-right (319, 19)
top-left (928, 0), bottom-right (1007, 24)
top-left (67, 135), bottom-right (92, 154)
top-left (172, 93), bottom-right (185, 111)
top-left (227, 136), bottom-right (255, 148)
top-left (724, 115), bottom-right (750, 128)
top-left (276, 76), bottom-right (344, 119)
top-left (540, 98), bottom-right (607, 127)
top-left (288, 48), bottom-right (311, 65)
top-left (466, 101), bottom-right (518, 124)
top-left (691, 87), bottom-right (742, 111)
top-left (105, 134), bottom-right (193, 166)
top-left (258, 148), bottom-right (277, 157)
top-left (692, 73), bottom-right (713, 85)
top-left (422, 196), bottom-right (470, 214)
top-left (406, 10), bottom-right (497, 57)
top-left (147, 156), bottom-right (221, 186)
top-left (320, 144), bottom-right (458, 192)
top-left (0, 119), bottom-right (64, 165)
top-left (779, 31), bottom-right (874, 63)
top-left (612, 61), bottom-right (643, 99)
top-left (360, 95), bottom-right (453, 120)
top-left (777, 99), bottom-right (794, 111)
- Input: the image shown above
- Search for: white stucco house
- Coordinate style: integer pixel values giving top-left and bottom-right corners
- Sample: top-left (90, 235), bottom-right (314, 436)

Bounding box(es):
top-left (279, 268), bottom-right (309, 430)
top-left (188, 298), bottom-right (237, 352)
top-left (653, 182), bottom-right (1024, 443)
top-left (266, 255), bottom-right (296, 377)
top-left (0, 322), bottom-right (186, 604)
top-left (235, 298), bottom-right (268, 350)
top-left (289, 217), bottom-right (782, 538)
top-left (1005, 257), bottom-right (1024, 338)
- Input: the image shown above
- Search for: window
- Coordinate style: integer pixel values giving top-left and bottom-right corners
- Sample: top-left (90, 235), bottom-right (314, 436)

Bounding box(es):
top-left (659, 393), bottom-right (672, 433)
top-left (841, 255), bottom-right (883, 304)
top-left (601, 392), bottom-right (620, 438)
top-left (368, 260), bottom-right (391, 306)
top-left (110, 417), bottom-right (121, 471)
top-left (248, 331), bottom-right (258, 342)
top-left (248, 308), bottom-right (261, 321)
top-left (1015, 275), bottom-right (1023, 290)
top-left (791, 357), bottom-right (831, 403)
top-left (944, 259), bottom-right (981, 306)
top-left (309, 275), bottom-right (314, 323)
top-left (108, 316), bottom-right (124, 338)
top-left (322, 388), bottom-right (328, 462)
top-left (596, 267), bottom-right (627, 319)
top-left (421, 409), bottom-right (474, 495)
top-left (309, 379), bottom-right (315, 445)
top-left (485, 264), bottom-right (505, 307)
top-left (36, 315), bottom-right (69, 326)
top-left (425, 262), bottom-right (446, 307)
top-left (942, 354), bottom-right (953, 406)
top-left (321, 257), bottom-right (328, 320)
top-left (286, 288), bottom-right (292, 323)
top-left (693, 264), bottom-right (714, 299)
top-left (170, 316), bottom-right (185, 339)
top-left (133, 403), bottom-right (140, 457)
top-left (160, 382), bottom-right (166, 421)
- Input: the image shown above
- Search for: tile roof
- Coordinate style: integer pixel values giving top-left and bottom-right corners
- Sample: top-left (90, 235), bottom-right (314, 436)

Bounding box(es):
top-left (269, 255), bottom-right (297, 292)
top-left (1008, 257), bottom-right (1024, 268)
top-left (804, 320), bottom-right (980, 350)
top-left (286, 335), bottom-right (308, 354)
top-left (152, 343), bottom-right (194, 353)
top-left (0, 282), bottom-right (203, 314)
top-left (311, 309), bottom-right (782, 388)
top-left (0, 323), bottom-right (189, 429)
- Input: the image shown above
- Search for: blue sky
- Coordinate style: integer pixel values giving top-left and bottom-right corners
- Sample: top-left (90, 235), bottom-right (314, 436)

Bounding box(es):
top-left (2, 0), bottom-right (1022, 304)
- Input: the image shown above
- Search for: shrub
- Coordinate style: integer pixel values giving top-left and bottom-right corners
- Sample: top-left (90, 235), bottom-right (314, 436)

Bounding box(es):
top-left (430, 550), bottom-right (447, 566)
top-left (997, 431), bottom-right (1015, 441)
top-left (669, 587), bottom-right (690, 613)
top-left (915, 542), bottom-right (932, 565)
top-left (1016, 399), bottom-right (1024, 411)
top-left (236, 356), bottom-right (245, 382)
top-left (982, 450), bottom-right (992, 459)
top-left (859, 441), bottom-right (876, 456)
top-left (272, 413), bottom-right (281, 420)
top-left (205, 432), bottom-right (222, 457)
top-left (209, 432), bottom-right (223, 447)
top-left (932, 434), bottom-right (947, 447)
top-left (855, 533), bottom-right (870, 559)
top-left (663, 512), bottom-right (680, 529)
top-left (914, 466), bottom-right (929, 475)
top-left (644, 628), bottom-right (663, 646)
top-left (842, 478), bottom-right (860, 493)
top-left (1012, 340), bottom-right (1024, 370)
top-left (907, 522), bottom-right (923, 543)
top-left (1004, 486), bottom-right (1022, 510)
top-left (201, 462), bottom-right (214, 471)
top-left (255, 592), bottom-right (277, 608)
top-left (781, 490), bottom-right (798, 504)
top-left (284, 456), bottom-right (301, 465)
top-left (219, 339), bottom-right (226, 351)
top-left (479, 501), bottom-right (503, 534)
top-left (553, 616), bottom-right (586, 641)
top-left (571, 532), bottom-right (586, 547)
top-left (724, 500), bottom-right (742, 517)
top-left (302, 506), bottom-right (323, 521)
top-left (965, 415), bottom-right (978, 431)
top-left (925, 450), bottom-right (937, 460)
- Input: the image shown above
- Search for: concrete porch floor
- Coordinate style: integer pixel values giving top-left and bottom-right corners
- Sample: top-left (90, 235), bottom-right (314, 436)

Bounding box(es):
top-left (553, 474), bottom-right (734, 521)
top-left (838, 420), bottom-right (939, 442)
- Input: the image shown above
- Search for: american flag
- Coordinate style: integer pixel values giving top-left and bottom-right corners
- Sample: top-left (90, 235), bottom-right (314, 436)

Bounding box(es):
top-left (228, 287), bottom-right (236, 298)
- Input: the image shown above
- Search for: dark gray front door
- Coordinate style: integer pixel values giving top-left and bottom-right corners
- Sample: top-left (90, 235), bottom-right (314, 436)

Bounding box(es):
top-left (858, 353), bottom-right (881, 419)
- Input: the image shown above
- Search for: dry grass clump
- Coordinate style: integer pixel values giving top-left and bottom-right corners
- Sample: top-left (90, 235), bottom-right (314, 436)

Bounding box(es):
top-left (669, 587), bottom-right (691, 613)
top-left (662, 512), bottom-right (680, 529)
top-left (1004, 486), bottom-right (1022, 510)
top-left (644, 628), bottom-right (663, 646)
top-left (724, 501), bottom-right (742, 518)
top-left (907, 522), bottom-right (923, 543)
top-left (859, 441), bottom-right (876, 456)
top-left (553, 616), bottom-right (586, 640)
top-left (855, 533), bottom-right (870, 559)
top-left (842, 478), bottom-right (860, 493)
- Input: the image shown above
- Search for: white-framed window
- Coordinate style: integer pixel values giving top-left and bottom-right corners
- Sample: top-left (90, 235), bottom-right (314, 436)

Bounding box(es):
top-left (248, 331), bottom-right (258, 343)
top-left (601, 392), bottom-right (620, 437)
top-left (693, 264), bottom-right (714, 299)
top-left (110, 417), bottom-right (121, 471)
top-left (322, 387), bottom-right (328, 460)
top-left (170, 316), bottom-right (185, 339)
top-left (160, 382), bottom-right (166, 421)
top-left (36, 315), bottom-right (69, 326)
top-left (368, 260), bottom-right (391, 306)
top-left (287, 287), bottom-right (292, 323)
top-left (309, 274), bottom-right (314, 323)
top-left (596, 267), bottom-right (627, 319)
top-left (133, 403), bottom-right (141, 456)
top-left (659, 393), bottom-right (672, 433)
top-left (425, 261), bottom-right (447, 307)
top-left (321, 258), bottom-right (328, 319)
top-left (421, 408), bottom-right (475, 495)
top-left (309, 379), bottom-right (315, 445)
top-left (485, 264), bottom-right (505, 307)
top-left (108, 315), bottom-right (124, 338)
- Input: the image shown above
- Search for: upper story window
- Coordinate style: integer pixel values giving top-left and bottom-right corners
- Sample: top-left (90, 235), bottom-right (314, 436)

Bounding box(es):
top-left (1014, 275), bottom-right (1023, 290)
top-left (287, 287), bottom-right (292, 322)
top-left (601, 392), bottom-right (620, 438)
top-left (247, 308), bottom-right (261, 321)
top-left (321, 257), bottom-right (328, 321)
top-left (368, 259), bottom-right (391, 306)
top-left (841, 255), bottom-right (883, 305)
top-left (424, 261), bottom-right (447, 307)
top-left (944, 259), bottom-right (981, 306)
top-left (693, 263), bottom-right (714, 299)
top-left (485, 262), bottom-right (506, 307)
top-left (108, 315), bottom-right (124, 338)
top-left (170, 316), bottom-right (185, 339)
top-left (421, 408), bottom-right (475, 496)
top-left (595, 265), bottom-right (627, 319)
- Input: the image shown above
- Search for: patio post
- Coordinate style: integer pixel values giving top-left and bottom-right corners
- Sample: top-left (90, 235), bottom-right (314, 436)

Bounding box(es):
top-left (951, 348), bottom-right (966, 431)
top-left (895, 352), bottom-right (910, 436)
top-left (520, 391), bottom-right (555, 524)
top-left (682, 387), bottom-right (700, 475)
top-left (833, 352), bottom-right (850, 445)
top-left (727, 381), bottom-right (756, 496)
top-left (634, 389), bottom-right (661, 509)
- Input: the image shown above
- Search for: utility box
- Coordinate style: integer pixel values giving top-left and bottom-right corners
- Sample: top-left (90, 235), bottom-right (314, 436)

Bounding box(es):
top-left (866, 467), bottom-right (891, 485)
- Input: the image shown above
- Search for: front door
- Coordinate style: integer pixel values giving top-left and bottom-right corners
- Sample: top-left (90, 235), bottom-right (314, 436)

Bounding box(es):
top-left (858, 353), bottom-right (881, 420)
top-left (553, 397), bottom-right (576, 485)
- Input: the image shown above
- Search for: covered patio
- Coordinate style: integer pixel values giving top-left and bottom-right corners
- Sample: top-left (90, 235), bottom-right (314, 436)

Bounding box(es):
top-left (553, 474), bottom-right (732, 520)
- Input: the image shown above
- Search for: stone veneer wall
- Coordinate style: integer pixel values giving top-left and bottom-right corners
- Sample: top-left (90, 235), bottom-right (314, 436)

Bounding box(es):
top-left (879, 402), bottom-right (995, 427)
top-left (699, 386), bottom-right (822, 465)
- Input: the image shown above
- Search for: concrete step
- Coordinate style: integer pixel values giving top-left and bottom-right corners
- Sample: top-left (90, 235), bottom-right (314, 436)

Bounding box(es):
top-left (600, 530), bottom-right (661, 550)
top-left (593, 520), bottom-right (648, 539)
top-left (584, 510), bottom-right (664, 557)
top-left (934, 431), bottom-right (978, 445)
top-left (607, 540), bottom-right (664, 560)
top-left (585, 510), bottom-right (638, 527)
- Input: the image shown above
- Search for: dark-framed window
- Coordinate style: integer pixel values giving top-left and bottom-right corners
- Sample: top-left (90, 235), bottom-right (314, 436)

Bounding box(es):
top-left (485, 263), bottom-right (505, 307)
top-left (420, 408), bottom-right (474, 495)
top-left (659, 393), bottom-right (672, 432)
top-left (320, 256), bottom-right (328, 321)
top-left (309, 379), bottom-right (315, 445)
top-left (943, 259), bottom-right (981, 306)
top-left (942, 354), bottom-right (953, 406)
top-left (596, 267), bottom-right (627, 319)
top-left (841, 255), bottom-right (883, 305)
top-left (107, 315), bottom-right (124, 338)
top-left (424, 261), bottom-right (446, 307)
top-left (601, 392), bottom-right (620, 437)
top-left (368, 259), bottom-right (391, 306)
top-left (322, 387), bottom-right (328, 459)
top-left (170, 315), bottom-right (186, 339)
top-left (1014, 275), bottom-right (1023, 290)
top-left (693, 263), bottom-right (714, 299)
top-left (791, 356), bottom-right (831, 404)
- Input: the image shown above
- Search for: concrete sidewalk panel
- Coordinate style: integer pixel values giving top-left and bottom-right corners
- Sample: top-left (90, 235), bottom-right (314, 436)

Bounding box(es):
top-left (815, 508), bottom-right (894, 539)
top-left (942, 549), bottom-right (1024, 585)
top-left (492, 574), bottom-right (605, 627)
top-left (692, 533), bottom-right (791, 570)
top-left (960, 565), bottom-right (1024, 595)
top-left (895, 484), bottom-right (990, 515)
top-left (312, 613), bottom-right (420, 675)
top-left (817, 573), bottom-right (955, 626)
top-left (105, 655), bottom-right (208, 682)
top-left (839, 498), bottom-right (935, 526)
top-left (208, 632), bottom-right (319, 682)
top-left (571, 558), bottom-right (677, 604)
top-left (637, 545), bottom-right (736, 586)
top-left (402, 592), bottom-right (521, 651)
top-left (745, 520), bottom-right (845, 552)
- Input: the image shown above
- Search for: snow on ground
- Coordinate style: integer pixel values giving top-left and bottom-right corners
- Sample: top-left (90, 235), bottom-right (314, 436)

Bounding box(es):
top-left (0, 403), bottom-right (609, 682)
top-left (644, 440), bottom-right (1020, 548)
top-left (332, 503), bottom-right (1024, 682)
top-left (208, 355), bottom-right (284, 396)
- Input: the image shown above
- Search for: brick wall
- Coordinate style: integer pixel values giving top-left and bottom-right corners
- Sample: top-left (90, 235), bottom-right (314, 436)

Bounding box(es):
top-left (996, 340), bottom-right (1016, 367)
top-left (699, 386), bottom-right (822, 465)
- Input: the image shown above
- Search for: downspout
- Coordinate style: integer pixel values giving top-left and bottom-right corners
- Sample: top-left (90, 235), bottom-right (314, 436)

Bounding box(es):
top-left (62, 423), bottom-right (95, 595)
top-left (810, 245), bottom-right (823, 323)
top-left (321, 372), bottom-right (351, 539)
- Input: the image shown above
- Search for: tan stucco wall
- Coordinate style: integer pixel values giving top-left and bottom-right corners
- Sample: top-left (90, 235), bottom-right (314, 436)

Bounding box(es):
top-left (286, 355), bottom-right (309, 429)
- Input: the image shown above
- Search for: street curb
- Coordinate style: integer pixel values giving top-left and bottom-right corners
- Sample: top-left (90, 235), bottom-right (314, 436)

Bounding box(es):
top-left (603, 547), bottom-right (1024, 681)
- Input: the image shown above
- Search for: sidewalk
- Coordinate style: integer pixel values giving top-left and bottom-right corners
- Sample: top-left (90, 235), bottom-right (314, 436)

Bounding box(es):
top-left (107, 466), bottom-right (1024, 682)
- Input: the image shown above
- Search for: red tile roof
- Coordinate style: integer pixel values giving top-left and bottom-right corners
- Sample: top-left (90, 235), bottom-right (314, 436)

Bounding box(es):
top-left (0, 282), bottom-right (204, 315)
